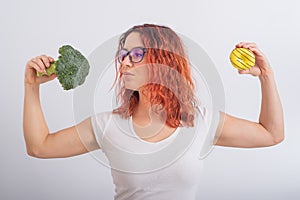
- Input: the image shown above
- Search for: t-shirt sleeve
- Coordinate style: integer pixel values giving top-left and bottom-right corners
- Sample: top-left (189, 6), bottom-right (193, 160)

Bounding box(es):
top-left (198, 105), bottom-right (220, 159)
top-left (90, 112), bottom-right (112, 148)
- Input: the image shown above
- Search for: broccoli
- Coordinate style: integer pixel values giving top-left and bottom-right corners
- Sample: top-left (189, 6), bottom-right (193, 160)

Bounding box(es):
top-left (37, 45), bottom-right (90, 90)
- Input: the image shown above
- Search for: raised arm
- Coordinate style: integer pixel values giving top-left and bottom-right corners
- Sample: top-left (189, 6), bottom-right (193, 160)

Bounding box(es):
top-left (23, 55), bottom-right (99, 158)
top-left (215, 42), bottom-right (284, 148)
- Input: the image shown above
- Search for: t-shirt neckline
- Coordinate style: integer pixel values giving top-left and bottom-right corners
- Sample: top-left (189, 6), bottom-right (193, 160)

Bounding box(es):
top-left (129, 116), bottom-right (180, 145)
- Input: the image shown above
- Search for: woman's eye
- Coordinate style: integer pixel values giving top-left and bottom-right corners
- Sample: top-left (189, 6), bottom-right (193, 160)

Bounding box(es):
top-left (122, 54), bottom-right (127, 60)
top-left (119, 51), bottom-right (128, 61)
top-left (134, 53), bottom-right (142, 58)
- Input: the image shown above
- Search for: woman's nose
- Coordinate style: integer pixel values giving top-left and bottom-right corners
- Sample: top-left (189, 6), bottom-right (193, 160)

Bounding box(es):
top-left (122, 55), bottom-right (133, 68)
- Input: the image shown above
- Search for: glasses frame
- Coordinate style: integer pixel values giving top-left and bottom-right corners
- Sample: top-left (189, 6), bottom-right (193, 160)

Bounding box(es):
top-left (117, 47), bottom-right (147, 64)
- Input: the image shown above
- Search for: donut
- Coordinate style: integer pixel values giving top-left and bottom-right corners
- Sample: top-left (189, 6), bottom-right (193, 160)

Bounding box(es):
top-left (230, 48), bottom-right (255, 70)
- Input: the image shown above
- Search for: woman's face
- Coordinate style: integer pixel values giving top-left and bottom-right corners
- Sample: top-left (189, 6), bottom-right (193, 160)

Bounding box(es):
top-left (121, 32), bottom-right (149, 91)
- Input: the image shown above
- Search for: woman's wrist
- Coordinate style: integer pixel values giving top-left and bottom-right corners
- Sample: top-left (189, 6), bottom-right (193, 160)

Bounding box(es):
top-left (259, 67), bottom-right (274, 80)
top-left (24, 82), bottom-right (40, 91)
top-left (258, 71), bottom-right (276, 85)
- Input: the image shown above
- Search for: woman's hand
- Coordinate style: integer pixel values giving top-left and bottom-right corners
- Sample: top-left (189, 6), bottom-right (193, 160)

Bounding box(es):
top-left (216, 42), bottom-right (284, 148)
top-left (23, 55), bottom-right (99, 158)
top-left (235, 42), bottom-right (273, 77)
top-left (24, 55), bottom-right (57, 85)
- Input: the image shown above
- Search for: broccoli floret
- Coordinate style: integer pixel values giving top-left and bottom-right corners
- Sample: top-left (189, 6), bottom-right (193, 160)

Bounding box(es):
top-left (37, 45), bottom-right (90, 90)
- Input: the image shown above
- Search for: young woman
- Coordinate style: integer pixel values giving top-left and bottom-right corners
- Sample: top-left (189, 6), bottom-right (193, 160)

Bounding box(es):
top-left (23, 24), bottom-right (284, 199)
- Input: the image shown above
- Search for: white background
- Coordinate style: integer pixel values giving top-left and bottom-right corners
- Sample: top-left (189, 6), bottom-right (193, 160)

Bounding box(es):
top-left (1, 0), bottom-right (300, 199)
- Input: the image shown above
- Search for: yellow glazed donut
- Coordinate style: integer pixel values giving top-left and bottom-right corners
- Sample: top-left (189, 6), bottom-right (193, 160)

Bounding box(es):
top-left (230, 48), bottom-right (255, 70)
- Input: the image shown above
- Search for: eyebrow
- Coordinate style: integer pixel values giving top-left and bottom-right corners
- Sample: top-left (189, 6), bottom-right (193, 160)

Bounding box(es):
top-left (122, 46), bottom-right (145, 51)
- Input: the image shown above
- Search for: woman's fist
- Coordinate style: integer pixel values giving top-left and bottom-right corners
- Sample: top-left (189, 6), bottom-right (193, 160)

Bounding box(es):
top-left (24, 55), bottom-right (57, 85)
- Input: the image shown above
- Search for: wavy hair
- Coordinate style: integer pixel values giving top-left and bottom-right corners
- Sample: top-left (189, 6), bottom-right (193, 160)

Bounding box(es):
top-left (112, 24), bottom-right (198, 128)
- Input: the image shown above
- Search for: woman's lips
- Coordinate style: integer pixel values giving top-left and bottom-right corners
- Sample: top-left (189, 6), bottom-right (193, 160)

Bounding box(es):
top-left (123, 72), bottom-right (135, 76)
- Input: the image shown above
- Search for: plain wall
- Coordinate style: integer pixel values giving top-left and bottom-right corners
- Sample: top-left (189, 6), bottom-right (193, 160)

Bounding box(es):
top-left (1, 0), bottom-right (299, 199)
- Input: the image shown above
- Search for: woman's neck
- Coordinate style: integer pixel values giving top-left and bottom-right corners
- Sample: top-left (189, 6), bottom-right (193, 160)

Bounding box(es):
top-left (133, 90), bottom-right (162, 126)
top-left (132, 91), bottom-right (177, 142)
top-left (134, 91), bottom-right (151, 119)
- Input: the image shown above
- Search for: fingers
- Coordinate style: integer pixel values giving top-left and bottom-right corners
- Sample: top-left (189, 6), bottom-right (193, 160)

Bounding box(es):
top-left (238, 69), bottom-right (249, 74)
top-left (38, 73), bottom-right (57, 84)
top-left (32, 58), bottom-right (46, 73)
top-left (27, 55), bottom-right (54, 73)
top-left (235, 41), bottom-right (257, 48)
top-left (234, 42), bottom-right (271, 77)
top-left (235, 42), bottom-right (264, 57)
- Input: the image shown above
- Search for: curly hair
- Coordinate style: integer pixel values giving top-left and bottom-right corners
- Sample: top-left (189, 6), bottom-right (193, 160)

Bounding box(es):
top-left (112, 24), bottom-right (199, 128)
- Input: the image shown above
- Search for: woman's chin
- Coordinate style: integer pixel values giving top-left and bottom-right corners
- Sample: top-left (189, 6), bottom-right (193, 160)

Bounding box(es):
top-left (124, 81), bottom-right (147, 91)
top-left (124, 83), bottom-right (139, 91)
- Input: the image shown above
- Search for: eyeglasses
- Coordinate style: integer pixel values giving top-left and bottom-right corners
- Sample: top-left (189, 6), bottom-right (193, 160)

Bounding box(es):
top-left (117, 47), bottom-right (146, 64)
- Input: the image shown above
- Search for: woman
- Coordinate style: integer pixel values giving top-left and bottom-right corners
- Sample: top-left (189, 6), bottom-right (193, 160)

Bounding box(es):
top-left (23, 24), bottom-right (284, 199)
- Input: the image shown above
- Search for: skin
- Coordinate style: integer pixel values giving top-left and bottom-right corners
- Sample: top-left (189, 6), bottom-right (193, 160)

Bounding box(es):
top-left (215, 42), bottom-right (284, 147)
top-left (121, 32), bottom-right (176, 141)
top-left (120, 32), bottom-right (149, 91)
top-left (23, 33), bottom-right (284, 158)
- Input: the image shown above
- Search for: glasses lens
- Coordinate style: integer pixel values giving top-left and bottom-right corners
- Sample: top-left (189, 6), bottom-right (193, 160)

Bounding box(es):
top-left (118, 49), bottom-right (128, 63)
top-left (130, 48), bottom-right (145, 63)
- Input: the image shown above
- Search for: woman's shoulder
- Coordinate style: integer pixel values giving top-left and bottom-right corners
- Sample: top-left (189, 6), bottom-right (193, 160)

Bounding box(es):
top-left (197, 105), bottom-right (207, 118)
top-left (91, 111), bottom-right (128, 129)
top-left (90, 111), bottom-right (115, 130)
top-left (92, 110), bottom-right (114, 118)
top-left (196, 105), bottom-right (209, 125)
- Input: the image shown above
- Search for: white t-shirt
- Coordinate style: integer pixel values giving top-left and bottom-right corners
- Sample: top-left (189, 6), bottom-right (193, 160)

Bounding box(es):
top-left (91, 106), bottom-right (216, 200)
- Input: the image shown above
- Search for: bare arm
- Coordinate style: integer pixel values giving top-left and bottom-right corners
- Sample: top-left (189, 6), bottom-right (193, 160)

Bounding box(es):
top-left (215, 42), bottom-right (284, 148)
top-left (23, 55), bottom-right (99, 158)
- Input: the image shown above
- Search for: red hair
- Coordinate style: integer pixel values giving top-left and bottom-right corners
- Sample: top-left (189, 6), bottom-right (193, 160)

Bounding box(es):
top-left (113, 24), bottom-right (198, 128)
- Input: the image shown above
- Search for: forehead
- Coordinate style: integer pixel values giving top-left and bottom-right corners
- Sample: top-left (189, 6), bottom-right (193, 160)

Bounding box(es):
top-left (123, 32), bottom-right (144, 50)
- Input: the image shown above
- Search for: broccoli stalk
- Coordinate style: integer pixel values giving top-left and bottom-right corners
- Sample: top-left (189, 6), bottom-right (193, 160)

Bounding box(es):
top-left (36, 45), bottom-right (90, 90)
top-left (36, 62), bottom-right (57, 76)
